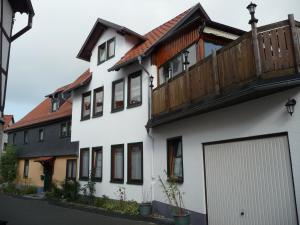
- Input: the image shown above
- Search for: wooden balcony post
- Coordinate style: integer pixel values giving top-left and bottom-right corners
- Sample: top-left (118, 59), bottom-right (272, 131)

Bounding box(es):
top-left (212, 49), bottom-right (220, 94)
top-left (250, 22), bottom-right (262, 77)
top-left (288, 14), bottom-right (300, 73)
top-left (165, 80), bottom-right (170, 112)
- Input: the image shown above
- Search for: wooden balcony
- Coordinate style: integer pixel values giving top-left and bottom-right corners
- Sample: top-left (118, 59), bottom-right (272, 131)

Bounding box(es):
top-left (149, 16), bottom-right (300, 128)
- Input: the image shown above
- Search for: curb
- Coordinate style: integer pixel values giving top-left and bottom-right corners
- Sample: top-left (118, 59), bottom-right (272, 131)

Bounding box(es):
top-left (47, 199), bottom-right (174, 225)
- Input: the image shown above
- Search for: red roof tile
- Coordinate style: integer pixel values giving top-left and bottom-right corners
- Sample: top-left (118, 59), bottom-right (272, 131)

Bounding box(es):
top-left (64, 69), bottom-right (92, 93)
top-left (6, 98), bottom-right (72, 131)
top-left (109, 5), bottom-right (195, 71)
top-left (3, 115), bottom-right (14, 130)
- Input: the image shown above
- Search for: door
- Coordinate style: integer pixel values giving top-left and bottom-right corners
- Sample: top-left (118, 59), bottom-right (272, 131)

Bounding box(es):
top-left (204, 135), bottom-right (298, 225)
top-left (43, 162), bottom-right (53, 192)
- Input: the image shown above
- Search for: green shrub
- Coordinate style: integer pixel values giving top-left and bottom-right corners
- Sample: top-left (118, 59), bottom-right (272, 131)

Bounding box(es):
top-left (63, 180), bottom-right (80, 201)
top-left (46, 183), bottom-right (63, 200)
top-left (0, 145), bottom-right (17, 183)
top-left (122, 201), bottom-right (139, 215)
top-left (22, 186), bottom-right (37, 195)
top-left (1, 183), bottom-right (21, 195)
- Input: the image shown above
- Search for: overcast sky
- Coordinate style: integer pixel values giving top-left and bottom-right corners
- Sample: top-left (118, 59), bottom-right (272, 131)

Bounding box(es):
top-left (5, 0), bottom-right (300, 121)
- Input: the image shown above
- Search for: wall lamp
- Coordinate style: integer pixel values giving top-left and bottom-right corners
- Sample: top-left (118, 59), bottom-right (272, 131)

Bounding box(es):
top-left (285, 99), bottom-right (296, 116)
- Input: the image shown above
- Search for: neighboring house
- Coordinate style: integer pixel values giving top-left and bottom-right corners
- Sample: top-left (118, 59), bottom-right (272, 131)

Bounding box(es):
top-left (5, 81), bottom-right (82, 192)
top-left (0, 115), bottom-right (14, 155)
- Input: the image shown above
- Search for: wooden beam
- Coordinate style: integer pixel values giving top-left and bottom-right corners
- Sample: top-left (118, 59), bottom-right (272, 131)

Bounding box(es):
top-left (212, 49), bottom-right (220, 94)
top-left (288, 14), bottom-right (300, 73)
top-left (251, 22), bottom-right (262, 77)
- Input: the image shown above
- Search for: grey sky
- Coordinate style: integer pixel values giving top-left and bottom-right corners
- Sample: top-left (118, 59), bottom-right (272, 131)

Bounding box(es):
top-left (5, 0), bottom-right (300, 121)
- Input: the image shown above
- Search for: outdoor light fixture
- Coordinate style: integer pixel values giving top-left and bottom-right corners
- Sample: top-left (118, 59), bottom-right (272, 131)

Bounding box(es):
top-left (149, 75), bottom-right (154, 88)
top-left (285, 99), bottom-right (296, 116)
top-left (183, 50), bottom-right (190, 70)
top-left (247, 2), bottom-right (258, 24)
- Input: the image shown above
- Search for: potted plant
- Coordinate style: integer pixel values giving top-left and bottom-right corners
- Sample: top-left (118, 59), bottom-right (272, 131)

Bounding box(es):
top-left (139, 187), bottom-right (152, 216)
top-left (159, 174), bottom-right (190, 225)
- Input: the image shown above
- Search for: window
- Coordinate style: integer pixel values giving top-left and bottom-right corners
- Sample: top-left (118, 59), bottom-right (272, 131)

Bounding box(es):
top-left (24, 130), bottom-right (28, 144)
top-left (23, 160), bottom-right (29, 178)
top-left (128, 72), bottom-right (142, 108)
top-left (111, 144), bottom-right (124, 183)
top-left (112, 79), bottom-right (124, 112)
top-left (107, 38), bottom-right (115, 59)
top-left (92, 147), bottom-right (103, 182)
top-left (60, 123), bottom-right (67, 138)
top-left (93, 87), bottom-right (104, 117)
top-left (38, 129), bottom-right (44, 142)
top-left (81, 91), bottom-right (91, 120)
top-left (127, 142), bottom-right (143, 184)
top-left (159, 43), bottom-right (197, 84)
top-left (167, 137), bottom-right (183, 182)
top-left (66, 159), bottom-right (77, 180)
top-left (67, 121), bottom-right (72, 137)
top-left (12, 133), bottom-right (16, 145)
top-left (98, 43), bottom-right (106, 64)
top-left (52, 99), bottom-right (58, 112)
top-left (204, 41), bottom-right (223, 57)
top-left (80, 148), bottom-right (90, 180)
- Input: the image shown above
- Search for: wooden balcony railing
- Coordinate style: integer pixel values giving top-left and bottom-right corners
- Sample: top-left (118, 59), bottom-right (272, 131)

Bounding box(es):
top-left (152, 16), bottom-right (300, 117)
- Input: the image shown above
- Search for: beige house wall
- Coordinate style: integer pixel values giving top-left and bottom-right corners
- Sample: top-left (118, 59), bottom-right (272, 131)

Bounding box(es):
top-left (17, 156), bottom-right (77, 188)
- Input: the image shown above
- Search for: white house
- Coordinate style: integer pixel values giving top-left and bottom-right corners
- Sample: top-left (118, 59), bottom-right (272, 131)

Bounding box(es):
top-left (69, 3), bottom-right (300, 225)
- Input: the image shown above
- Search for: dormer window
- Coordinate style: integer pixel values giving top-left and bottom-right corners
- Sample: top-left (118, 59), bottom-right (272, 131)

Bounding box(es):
top-left (52, 100), bottom-right (58, 112)
top-left (97, 37), bottom-right (116, 65)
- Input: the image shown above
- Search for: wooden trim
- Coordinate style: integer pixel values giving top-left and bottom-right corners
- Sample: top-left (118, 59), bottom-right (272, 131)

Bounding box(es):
top-left (92, 86), bottom-right (104, 118)
top-left (110, 144), bottom-right (124, 183)
top-left (79, 148), bottom-right (90, 181)
top-left (127, 142), bottom-right (143, 185)
top-left (288, 14), bottom-right (300, 73)
top-left (111, 78), bottom-right (124, 113)
top-left (91, 147), bottom-right (103, 182)
top-left (166, 136), bottom-right (184, 183)
top-left (81, 91), bottom-right (91, 121)
top-left (127, 71), bottom-right (142, 108)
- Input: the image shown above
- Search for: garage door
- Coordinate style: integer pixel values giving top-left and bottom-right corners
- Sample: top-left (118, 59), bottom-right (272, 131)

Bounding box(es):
top-left (204, 135), bottom-right (298, 225)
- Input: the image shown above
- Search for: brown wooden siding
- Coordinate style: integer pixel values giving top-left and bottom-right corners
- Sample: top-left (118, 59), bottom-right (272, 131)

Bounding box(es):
top-left (152, 19), bottom-right (300, 116)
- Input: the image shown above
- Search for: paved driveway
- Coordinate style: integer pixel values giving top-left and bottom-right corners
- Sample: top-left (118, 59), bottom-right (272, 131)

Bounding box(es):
top-left (0, 195), bottom-right (154, 225)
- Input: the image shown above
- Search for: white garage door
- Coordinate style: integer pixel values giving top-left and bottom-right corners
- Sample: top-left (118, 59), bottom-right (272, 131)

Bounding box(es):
top-left (204, 135), bottom-right (298, 225)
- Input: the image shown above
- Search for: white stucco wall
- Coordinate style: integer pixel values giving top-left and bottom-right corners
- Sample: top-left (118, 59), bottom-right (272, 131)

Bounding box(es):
top-left (152, 87), bottom-right (300, 217)
top-left (71, 28), bottom-right (157, 202)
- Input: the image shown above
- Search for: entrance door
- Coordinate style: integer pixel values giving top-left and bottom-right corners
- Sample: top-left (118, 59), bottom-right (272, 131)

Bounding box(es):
top-left (43, 162), bottom-right (53, 192)
top-left (204, 135), bottom-right (298, 225)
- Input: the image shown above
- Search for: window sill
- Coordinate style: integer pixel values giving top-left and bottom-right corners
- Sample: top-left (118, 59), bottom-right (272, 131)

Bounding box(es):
top-left (97, 60), bottom-right (106, 66)
top-left (111, 107), bottom-right (124, 113)
top-left (91, 178), bottom-right (102, 182)
top-left (127, 180), bottom-right (143, 185)
top-left (80, 116), bottom-right (91, 121)
top-left (110, 179), bottom-right (124, 184)
top-left (79, 178), bottom-right (89, 181)
top-left (92, 113), bottom-right (103, 119)
top-left (167, 177), bottom-right (184, 184)
top-left (127, 102), bottom-right (142, 109)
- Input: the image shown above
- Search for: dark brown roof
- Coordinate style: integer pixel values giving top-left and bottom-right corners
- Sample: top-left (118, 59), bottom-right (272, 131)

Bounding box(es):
top-left (8, 0), bottom-right (34, 15)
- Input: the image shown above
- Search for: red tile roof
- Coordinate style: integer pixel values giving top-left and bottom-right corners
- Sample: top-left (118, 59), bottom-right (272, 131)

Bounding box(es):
top-left (64, 69), bottom-right (92, 93)
top-left (6, 69), bottom-right (91, 131)
top-left (109, 7), bottom-right (193, 71)
top-left (6, 98), bottom-right (72, 131)
top-left (3, 115), bottom-right (14, 130)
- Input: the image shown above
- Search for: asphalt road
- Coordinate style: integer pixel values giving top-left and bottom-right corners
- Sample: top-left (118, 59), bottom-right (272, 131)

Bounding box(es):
top-left (0, 195), bottom-right (155, 225)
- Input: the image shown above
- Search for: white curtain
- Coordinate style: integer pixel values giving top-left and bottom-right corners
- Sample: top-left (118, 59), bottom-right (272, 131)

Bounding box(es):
top-left (82, 151), bottom-right (89, 177)
top-left (108, 40), bottom-right (115, 57)
top-left (114, 82), bottom-right (124, 108)
top-left (130, 76), bottom-right (141, 103)
top-left (114, 149), bottom-right (123, 179)
top-left (173, 142), bottom-right (183, 177)
top-left (95, 91), bottom-right (103, 113)
top-left (131, 147), bottom-right (142, 180)
top-left (95, 152), bottom-right (102, 178)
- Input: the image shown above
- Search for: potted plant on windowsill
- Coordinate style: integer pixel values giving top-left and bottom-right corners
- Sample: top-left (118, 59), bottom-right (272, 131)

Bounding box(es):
top-left (159, 174), bottom-right (190, 225)
top-left (139, 187), bottom-right (152, 216)
top-left (84, 102), bottom-right (90, 110)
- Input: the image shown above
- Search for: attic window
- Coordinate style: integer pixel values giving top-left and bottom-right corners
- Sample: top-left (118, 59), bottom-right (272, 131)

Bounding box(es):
top-left (97, 37), bottom-right (115, 65)
top-left (52, 99), bottom-right (58, 112)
